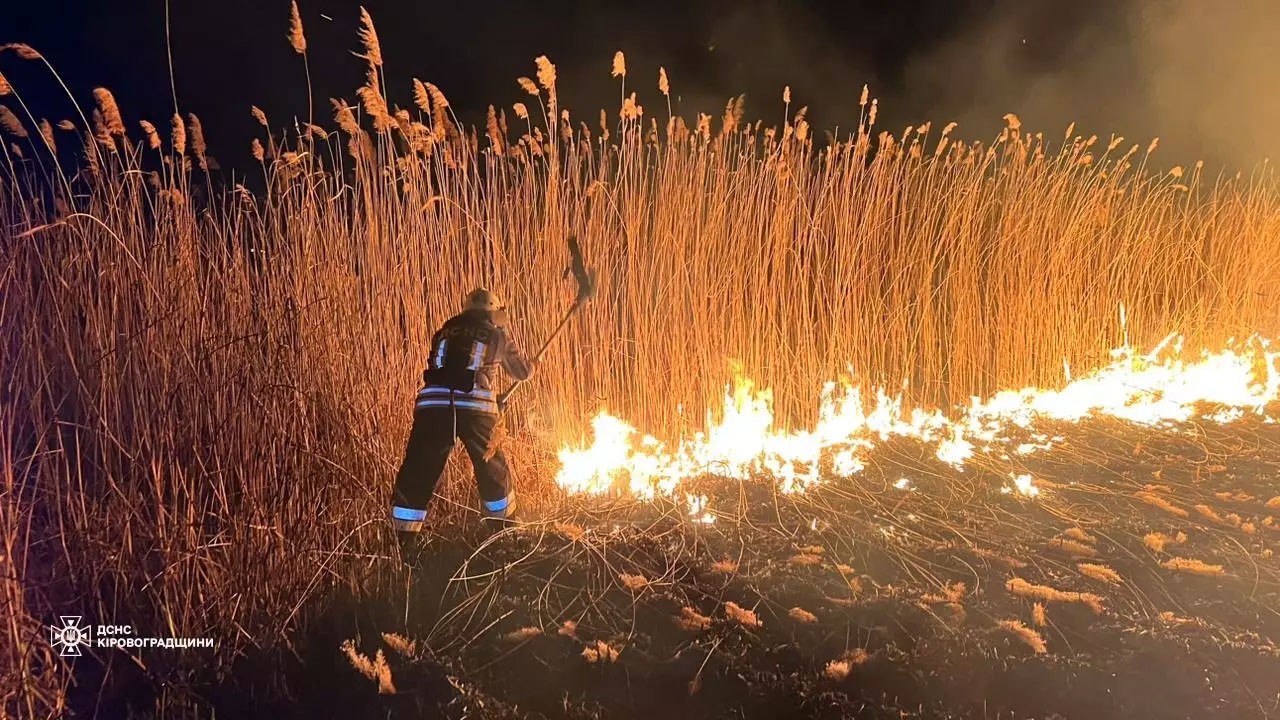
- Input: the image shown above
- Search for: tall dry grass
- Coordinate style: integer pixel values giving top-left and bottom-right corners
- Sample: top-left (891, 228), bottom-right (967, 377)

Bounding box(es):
top-left (2, 11), bottom-right (1279, 714)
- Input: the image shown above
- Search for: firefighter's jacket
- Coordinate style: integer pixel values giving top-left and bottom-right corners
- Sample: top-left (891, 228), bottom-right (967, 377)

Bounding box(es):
top-left (417, 309), bottom-right (533, 414)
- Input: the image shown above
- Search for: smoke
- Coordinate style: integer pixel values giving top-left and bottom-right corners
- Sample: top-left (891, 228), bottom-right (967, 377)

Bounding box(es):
top-left (896, 0), bottom-right (1280, 171)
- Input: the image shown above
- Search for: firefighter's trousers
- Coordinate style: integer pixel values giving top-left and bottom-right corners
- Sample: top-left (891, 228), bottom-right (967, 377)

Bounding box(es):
top-left (391, 406), bottom-right (516, 532)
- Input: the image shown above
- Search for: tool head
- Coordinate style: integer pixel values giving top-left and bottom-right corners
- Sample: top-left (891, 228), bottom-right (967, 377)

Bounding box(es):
top-left (566, 235), bottom-right (596, 303)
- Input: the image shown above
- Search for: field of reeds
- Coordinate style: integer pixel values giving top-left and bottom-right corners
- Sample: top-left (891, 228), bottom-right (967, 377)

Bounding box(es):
top-left (3, 7), bottom-right (1280, 718)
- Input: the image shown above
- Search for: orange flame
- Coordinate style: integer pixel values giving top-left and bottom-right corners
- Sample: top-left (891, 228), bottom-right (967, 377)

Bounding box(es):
top-left (554, 334), bottom-right (1280, 500)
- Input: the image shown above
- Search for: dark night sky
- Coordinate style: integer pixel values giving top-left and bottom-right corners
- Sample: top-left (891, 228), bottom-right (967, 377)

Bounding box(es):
top-left (5, 0), bottom-right (1279, 175)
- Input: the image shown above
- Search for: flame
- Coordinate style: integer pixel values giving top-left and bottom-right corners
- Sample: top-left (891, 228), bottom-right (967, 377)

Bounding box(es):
top-left (554, 334), bottom-right (1280, 499)
top-left (1002, 473), bottom-right (1041, 497)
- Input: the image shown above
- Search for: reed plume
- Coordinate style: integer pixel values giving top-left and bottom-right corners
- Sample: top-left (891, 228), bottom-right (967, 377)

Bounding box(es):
top-left (1, 43), bottom-right (42, 59)
top-left (288, 1), bottom-right (307, 53)
top-left (0, 107), bottom-right (27, 137)
top-left (170, 112), bottom-right (185, 154)
top-left (92, 88), bottom-right (125, 135)
top-left (138, 120), bottom-right (160, 150)
top-left (357, 7), bottom-right (382, 66)
top-left (188, 113), bottom-right (207, 170)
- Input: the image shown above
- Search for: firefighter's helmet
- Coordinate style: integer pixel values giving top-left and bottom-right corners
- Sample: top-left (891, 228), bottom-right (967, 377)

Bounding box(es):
top-left (465, 288), bottom-right (505, 313)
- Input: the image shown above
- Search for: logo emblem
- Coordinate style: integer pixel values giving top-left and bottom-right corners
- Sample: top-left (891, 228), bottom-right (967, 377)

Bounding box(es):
top-left (50, 616), bottom-right (92, 656)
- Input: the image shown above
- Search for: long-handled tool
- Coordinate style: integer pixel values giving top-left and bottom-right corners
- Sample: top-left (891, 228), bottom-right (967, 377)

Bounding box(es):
top-left (497, 234), bottom-right (597, 409)
top-left (483, 235), bottom-right (596, 461)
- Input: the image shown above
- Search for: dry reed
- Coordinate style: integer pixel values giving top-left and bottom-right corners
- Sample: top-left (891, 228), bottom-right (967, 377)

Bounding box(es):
top-left (788, 607), bottom-right (818, 623)
top-left (725, 602), bottom-right (761, 628)
top-left (998, 620), bottom-right (1048, 654)
top-left (1050, 538), bottom-right (1099, 557)
top-left (1077, 563), bottom-right (1123, 584)
top-left (169, 112), bottom-right (185, 153)
top-left (1195, 504), bottom-right (1226, 523)
top-left (619, 573), bottom-right (649, 590)
top-left (5, 10), bottom-right (1280, 713)
top-left (923, 582), bottom-right (966, 604)
top-left (188, 113), bottom-right (206, 166)
top-left (1137, 493), bottom-right (1190, 518)
top-left (824, 649), bottom-right (869, 680)
top-left (1007, 578), bottom-right (1104, 615)
top-left (92, 88), bottom-right (124, 135)
top-left (138, 120), bottom-right (160, 150)
top-left (582, 640), bottom-right (619, 663)
top-left (1062, 528), bottom-right (1097, 544)
top-left (1161, 558), bottom-right (1225, 576)
top-left (0, 107), bottom-right (27, 137)
top-left (555, 522), bottom-right (585, 541)
top-left (504, 626), bottom-right (543, 643)
top-left (357, 7), bottom-right (382, 66)
top-left (341, 641), bottom-right (396, 693)
top-left (788, 553), bottom-right (822, 566)
top-left (674, 607), bottom-right (712, 631)
top-left (288, 1), bottom-right (307, 54)
top-left (381, 632), bottom-right (416, 658)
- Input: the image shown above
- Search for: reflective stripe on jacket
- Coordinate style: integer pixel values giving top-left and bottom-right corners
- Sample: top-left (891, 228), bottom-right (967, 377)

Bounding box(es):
top-left (415, 386), bottom-right (499, 414)
top-left (424, 310), bottom-right (534, 393)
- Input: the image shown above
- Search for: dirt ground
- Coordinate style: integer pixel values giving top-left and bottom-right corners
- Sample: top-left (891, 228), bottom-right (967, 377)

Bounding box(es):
top-left (88, 414), bottom-right (1280, 719)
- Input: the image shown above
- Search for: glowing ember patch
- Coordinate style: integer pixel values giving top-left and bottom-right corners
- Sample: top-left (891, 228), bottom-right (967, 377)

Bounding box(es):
top-left (1208, 408), bottom-right (1245, 424)
top-left (552, 334), bottom-right (1280, 499)
top-left (1011, 474), bottom-right (1040, 497)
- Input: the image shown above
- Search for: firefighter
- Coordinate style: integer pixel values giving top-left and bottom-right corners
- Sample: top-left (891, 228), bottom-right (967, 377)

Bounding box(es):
top-left (391, 288), bottom-right (534, 560)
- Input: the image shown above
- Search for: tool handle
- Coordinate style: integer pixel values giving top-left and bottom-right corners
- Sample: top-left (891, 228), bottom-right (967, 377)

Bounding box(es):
top-left (497, 299), bottom-right (581, 408)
